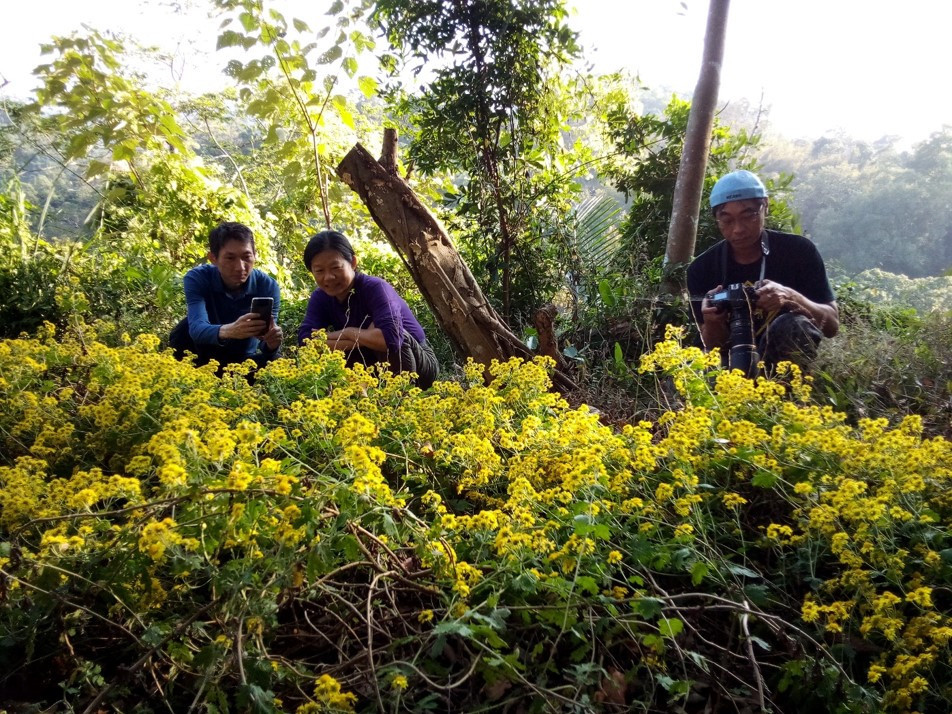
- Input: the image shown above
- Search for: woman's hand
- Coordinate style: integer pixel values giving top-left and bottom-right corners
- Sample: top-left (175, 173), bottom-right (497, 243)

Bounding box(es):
top-left (326, 325), bottom-right (387, 353)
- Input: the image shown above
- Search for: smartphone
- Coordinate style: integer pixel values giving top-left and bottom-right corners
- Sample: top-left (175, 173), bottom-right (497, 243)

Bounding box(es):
top-left (250, 297), bottom-right (273, 336)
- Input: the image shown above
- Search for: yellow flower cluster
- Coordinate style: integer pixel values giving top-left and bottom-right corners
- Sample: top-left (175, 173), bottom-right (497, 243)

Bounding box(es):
top-left (138, 518), bottom-right (197, 561)
top-left (295, 674), bottom-right (357, 713)
top-left (2, 325), bottom-right (951, 712)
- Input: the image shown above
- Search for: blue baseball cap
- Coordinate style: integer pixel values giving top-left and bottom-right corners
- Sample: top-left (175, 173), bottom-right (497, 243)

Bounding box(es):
top-left (710, 170), bottom-right (767, 209)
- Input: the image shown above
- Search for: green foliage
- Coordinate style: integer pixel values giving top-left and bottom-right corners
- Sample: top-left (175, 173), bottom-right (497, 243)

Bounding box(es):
top-left (2, 327), bottom-right (951, 712)
top-left (374, 0), bottom-right (587, 324)
top-left (28, 31), bottom-right (190, 166)
top-left (814, 284), bottom-right (952, 437)
top-left (603, 95), bottom-right (798, 277)
top-left (212, 0), bottom-right (378, 241)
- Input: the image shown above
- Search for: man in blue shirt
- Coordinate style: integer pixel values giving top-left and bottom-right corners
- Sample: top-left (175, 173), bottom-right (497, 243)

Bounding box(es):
top-left (169, 222), bottom-right (283, 370)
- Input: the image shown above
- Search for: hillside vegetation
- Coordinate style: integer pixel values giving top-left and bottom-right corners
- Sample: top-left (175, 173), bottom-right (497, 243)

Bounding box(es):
top-left (2, 1), bottom-right (952, 712)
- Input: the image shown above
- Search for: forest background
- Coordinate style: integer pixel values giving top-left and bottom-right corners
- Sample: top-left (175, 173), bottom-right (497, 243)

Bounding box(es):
top-left (2, 0), bottom-right (952, 712)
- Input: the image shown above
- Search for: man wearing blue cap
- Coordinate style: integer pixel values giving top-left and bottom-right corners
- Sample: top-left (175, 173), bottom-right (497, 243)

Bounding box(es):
top-left (687, 170), bottom-right (838, 372)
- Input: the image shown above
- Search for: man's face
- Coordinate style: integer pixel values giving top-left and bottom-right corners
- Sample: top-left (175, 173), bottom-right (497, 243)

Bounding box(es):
top-left (714, 199), bottom-right (766, 253)
top-left (209, 238), bottom-right (256, 290)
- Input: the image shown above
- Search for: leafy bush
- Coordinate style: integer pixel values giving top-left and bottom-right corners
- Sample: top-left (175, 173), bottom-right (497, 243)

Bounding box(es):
top-left (0, 235), bottom-right (184, 343)
top-left (1, 324), bottom-right (950, 712)
top-left (814, 287), bottom-right (952, 438)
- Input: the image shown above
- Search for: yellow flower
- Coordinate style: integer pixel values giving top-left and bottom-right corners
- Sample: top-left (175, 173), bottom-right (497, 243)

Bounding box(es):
top-left (867, 663), bottom-right (886, 683)
top-left (906, 586), bottom-right (933, 609)
top-left (801, 596), bottom-right (821, 623)
top-left (391, 674), bottom-right (408, 691)
top-left (721, 492), bottom-right (748, 509)
top-left (311, 674), bottom-right (357, 712)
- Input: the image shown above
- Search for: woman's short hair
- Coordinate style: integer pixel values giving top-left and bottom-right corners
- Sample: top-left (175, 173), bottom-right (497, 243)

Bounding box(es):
top-left (303, 230), bottom-right (355, 271)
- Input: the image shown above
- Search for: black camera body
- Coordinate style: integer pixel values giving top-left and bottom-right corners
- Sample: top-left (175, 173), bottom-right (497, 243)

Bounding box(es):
top-left (706, 283), bottom-right (760, 378)
top-left (708, 283), bottom-right (758, 313)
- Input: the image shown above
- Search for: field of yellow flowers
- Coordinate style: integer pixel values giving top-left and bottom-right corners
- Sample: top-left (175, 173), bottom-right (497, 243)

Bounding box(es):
top-left (1, 323), bottom-right (950, 713)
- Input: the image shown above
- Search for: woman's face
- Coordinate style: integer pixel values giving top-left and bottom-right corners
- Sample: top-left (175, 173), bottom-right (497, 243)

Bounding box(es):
top-left (309, 248), bottom-right (357, 301)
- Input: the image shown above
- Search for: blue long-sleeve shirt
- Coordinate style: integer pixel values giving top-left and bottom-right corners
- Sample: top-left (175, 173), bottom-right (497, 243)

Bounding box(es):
top-left (184, 263), bottom-right (281, 361)
top-left (297, 272), bottom-right (426, 357)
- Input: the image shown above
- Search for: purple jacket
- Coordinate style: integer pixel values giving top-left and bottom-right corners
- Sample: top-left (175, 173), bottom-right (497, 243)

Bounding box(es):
top-left (298, 273), bottom-right (427, 355)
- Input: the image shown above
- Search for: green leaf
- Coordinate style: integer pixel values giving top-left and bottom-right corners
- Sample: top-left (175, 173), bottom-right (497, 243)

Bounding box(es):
top-left (340, 534), bottom-right (360, 561)
top-left (690, 560), bottom-right (709, 585)
top-left (342, 56), bottom-right (358, 77)
top-left (751, 470), bottom-right (778, 488)
top-left (598, 279), bottom-right (616, 307)
top-left (575, 576), bottom-right (599, 596)
top-left (743, 584), bottom-right (771, 607)
top-left (357, 75), bottom-right (378, 98)
top-left (112, 142), bottom-right (136, 162)
top-left (327, 0), bottom-right (344, 14)
top-left (433, 621), bottom-right (472, 638)
top-left (318, 46), bottom-right (343, 64)
top-left (217, 30), bottom-right (245, 50)
top-left (634, 596), bottom-right (663, 619)
top-left (85, 160), bottom-right (111, 179)
top-left (727, 563), bottom-right (761, 579)
top-left (293, 17), bottom-right (310, 33)
top-left (239, 12), bottom-right (258, 32)
top-left (335, 103), bottom-right (354, 129)
top-left (658, 617), bottom-right (683, 638)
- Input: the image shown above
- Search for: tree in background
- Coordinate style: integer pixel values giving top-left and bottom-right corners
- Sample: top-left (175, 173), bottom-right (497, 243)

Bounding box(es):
top-left (602, 96), bottom-right (797, 281)
top-left (662, 0), bottom-right (730, 294)
top-left (371, 0), bottom-right (586, 324)
top-left (762, 128), bottom-right (952, 278)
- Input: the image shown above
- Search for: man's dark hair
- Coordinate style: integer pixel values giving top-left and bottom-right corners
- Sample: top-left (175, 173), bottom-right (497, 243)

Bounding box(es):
top-left (711, 197), bottom-right (767, 218)
top-left (209, 222), bottom-right (255, 256)
top-left (303, 230), bottom-right (355, 271)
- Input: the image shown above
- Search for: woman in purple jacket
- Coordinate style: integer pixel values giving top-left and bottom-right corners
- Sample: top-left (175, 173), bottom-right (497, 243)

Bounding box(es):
top-left (297, 230), bottom-right (439, 388)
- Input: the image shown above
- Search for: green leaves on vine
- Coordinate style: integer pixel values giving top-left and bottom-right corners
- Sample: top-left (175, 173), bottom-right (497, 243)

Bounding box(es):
top-left (212, 0), bottom-right (377, 228)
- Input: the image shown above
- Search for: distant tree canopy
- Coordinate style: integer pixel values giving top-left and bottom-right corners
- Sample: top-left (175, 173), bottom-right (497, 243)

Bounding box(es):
top-left (761, 128), bottom-right (952, 278)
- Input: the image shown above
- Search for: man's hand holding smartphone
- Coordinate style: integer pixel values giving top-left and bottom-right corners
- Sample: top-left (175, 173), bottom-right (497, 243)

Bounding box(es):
top-left (250, 297), bottom-right (283, 351)
top-left (218, 297), bottom-right (283, 350)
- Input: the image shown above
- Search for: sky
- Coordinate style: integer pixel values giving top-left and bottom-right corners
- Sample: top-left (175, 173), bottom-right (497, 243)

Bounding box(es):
top-left (1, 0), bottom-right (950, 148)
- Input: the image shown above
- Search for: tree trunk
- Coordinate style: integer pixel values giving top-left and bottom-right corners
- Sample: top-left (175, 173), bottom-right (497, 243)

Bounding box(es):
top-left (662, 0), bottom-right (731, 295)
top-left (336, 138), bottom-right (577, 393)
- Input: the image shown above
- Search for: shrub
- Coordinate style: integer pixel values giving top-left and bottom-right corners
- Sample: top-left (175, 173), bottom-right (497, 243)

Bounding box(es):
top-left (0, 324), bottom-right (950, 712)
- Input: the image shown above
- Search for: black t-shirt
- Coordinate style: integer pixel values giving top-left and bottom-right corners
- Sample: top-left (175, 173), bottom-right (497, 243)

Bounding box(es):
top-left (687, 229), bottom-right (836, 332)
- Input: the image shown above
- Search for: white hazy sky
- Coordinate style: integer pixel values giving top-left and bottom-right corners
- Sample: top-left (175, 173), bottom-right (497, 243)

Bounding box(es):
top-left (1, 0), bottom-right (950, 147)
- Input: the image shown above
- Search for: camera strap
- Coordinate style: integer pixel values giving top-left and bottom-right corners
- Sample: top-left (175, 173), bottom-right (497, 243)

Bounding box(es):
top-left (720, 231), bottom-right (770, 285)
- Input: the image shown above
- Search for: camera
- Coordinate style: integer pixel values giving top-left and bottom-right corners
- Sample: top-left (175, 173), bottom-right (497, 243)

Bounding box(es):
top-left (706, 283), bottom-right (760, 378)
